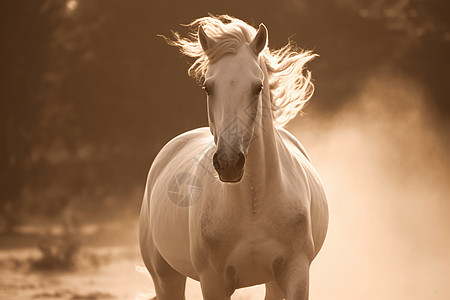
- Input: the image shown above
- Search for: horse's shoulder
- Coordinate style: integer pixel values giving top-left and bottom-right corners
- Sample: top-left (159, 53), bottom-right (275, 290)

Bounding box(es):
top-left (277, 128), bottom-right (311, 162)
top-left (148, 127), bottom-right (212, 180)
top-left (164, 127), bottom-right (210, 148)
top-left (155, 127), bottom-right (211, 157)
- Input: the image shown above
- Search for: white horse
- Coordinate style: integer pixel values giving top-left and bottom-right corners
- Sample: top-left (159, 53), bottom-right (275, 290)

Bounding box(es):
top-left (139, 15), bottom-right (328, 300)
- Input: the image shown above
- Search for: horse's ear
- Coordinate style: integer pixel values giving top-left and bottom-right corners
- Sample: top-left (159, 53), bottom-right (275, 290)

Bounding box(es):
top-left (250, 23), bottom-right (268, 55)
top-left (198, 26), bottom-right (213, 53)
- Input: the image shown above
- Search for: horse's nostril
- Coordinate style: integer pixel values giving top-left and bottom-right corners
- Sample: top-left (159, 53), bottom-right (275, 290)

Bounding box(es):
top-left (213, 151), bottom-right (244, 175)
top-left (213, 152), bottom-right (221, 171)
top-left (235, 152), bottom-right (245, 169)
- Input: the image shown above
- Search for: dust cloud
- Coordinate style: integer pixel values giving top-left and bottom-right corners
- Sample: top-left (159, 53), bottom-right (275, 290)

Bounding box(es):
top-left (293, 69), bottom-right (450, 300)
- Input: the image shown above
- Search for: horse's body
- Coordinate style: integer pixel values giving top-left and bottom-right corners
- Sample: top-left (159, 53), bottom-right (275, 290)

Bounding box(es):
top-left (140, 16), bottom-right (328, 300)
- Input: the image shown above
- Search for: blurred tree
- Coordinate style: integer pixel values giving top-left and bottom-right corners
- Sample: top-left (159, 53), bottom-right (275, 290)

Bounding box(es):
top-left (0, 1), bottom-right (59, 230)
top-left (336, 0), bottom-right (450, 116)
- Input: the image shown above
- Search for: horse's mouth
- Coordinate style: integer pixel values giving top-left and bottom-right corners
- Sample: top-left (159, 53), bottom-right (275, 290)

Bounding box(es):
top-left (217, 169), bottom-right (244, 183)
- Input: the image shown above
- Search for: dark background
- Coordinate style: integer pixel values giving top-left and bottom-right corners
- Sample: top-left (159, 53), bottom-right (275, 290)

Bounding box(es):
top-left (1, 0), bottom-right (449, 229)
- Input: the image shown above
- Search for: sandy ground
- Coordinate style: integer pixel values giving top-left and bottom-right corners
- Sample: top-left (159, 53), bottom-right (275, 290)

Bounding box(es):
top-left (0, 224), bottom-right (265, 300)
top-left (0, 246), bottom-right (266, 300)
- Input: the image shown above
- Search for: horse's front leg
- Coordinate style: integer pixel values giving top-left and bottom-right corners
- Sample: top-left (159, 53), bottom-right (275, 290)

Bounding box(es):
top-left (265, 281), bottom-right (285, 300)
top-left (198, 268), bottom-right (236, 300)
top-left (198, 271), bottom-right (235, 300)
top-left (273, 253), bottom-right (311, 300)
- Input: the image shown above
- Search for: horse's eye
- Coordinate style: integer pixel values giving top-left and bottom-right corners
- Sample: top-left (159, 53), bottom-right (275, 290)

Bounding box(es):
top-left (202, 84), bottom-right (210, 95)
top-left (255, 83), bottom-right (263, 94)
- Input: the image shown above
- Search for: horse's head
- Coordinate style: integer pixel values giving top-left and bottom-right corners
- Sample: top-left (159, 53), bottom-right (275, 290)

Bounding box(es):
top-left (199, 24), bottom-right (268, 183)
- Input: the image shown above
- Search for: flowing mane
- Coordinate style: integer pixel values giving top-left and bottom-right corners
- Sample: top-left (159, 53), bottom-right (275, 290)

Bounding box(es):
top-left (162, 15), bottom-right (317, 127)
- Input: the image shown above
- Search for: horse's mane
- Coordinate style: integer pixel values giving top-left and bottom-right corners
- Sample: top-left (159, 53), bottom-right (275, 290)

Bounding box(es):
top-left (162, 15), bottom-right (317, 127)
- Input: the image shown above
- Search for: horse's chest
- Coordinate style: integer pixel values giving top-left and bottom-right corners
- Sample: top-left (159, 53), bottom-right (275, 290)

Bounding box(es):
top-left (198, 191), bottom-right (309, 254)
top-left (195, 192), bottom-right (309, 286)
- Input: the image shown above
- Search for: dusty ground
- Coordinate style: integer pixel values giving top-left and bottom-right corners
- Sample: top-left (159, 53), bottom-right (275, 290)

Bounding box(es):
top-left (0, 221), bottom-right (265, 300)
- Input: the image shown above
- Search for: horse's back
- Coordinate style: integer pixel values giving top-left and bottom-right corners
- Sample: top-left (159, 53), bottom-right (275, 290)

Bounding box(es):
top-left (146, 127), bottom-right (212, 184)
top-left (278, 127), bottom-right (311, 162)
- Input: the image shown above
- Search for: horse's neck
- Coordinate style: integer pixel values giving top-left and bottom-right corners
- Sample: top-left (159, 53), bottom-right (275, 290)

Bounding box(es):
top-left (246, 119), bottom-right (281, 185)
top-left (245, 62), bottom-right (283, 186)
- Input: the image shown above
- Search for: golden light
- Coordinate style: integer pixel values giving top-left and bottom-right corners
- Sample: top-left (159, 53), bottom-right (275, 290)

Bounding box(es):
top-left (65, 0), bottom-right (78, 14)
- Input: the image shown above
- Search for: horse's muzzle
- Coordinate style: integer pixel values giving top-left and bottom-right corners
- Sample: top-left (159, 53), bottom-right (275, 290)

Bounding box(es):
top-left (213, 151), bottom-right (245, 182)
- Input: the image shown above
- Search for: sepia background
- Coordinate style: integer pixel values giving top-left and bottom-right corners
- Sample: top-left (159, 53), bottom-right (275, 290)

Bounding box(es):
top-left (1, 0), bottom-right (449, 299)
